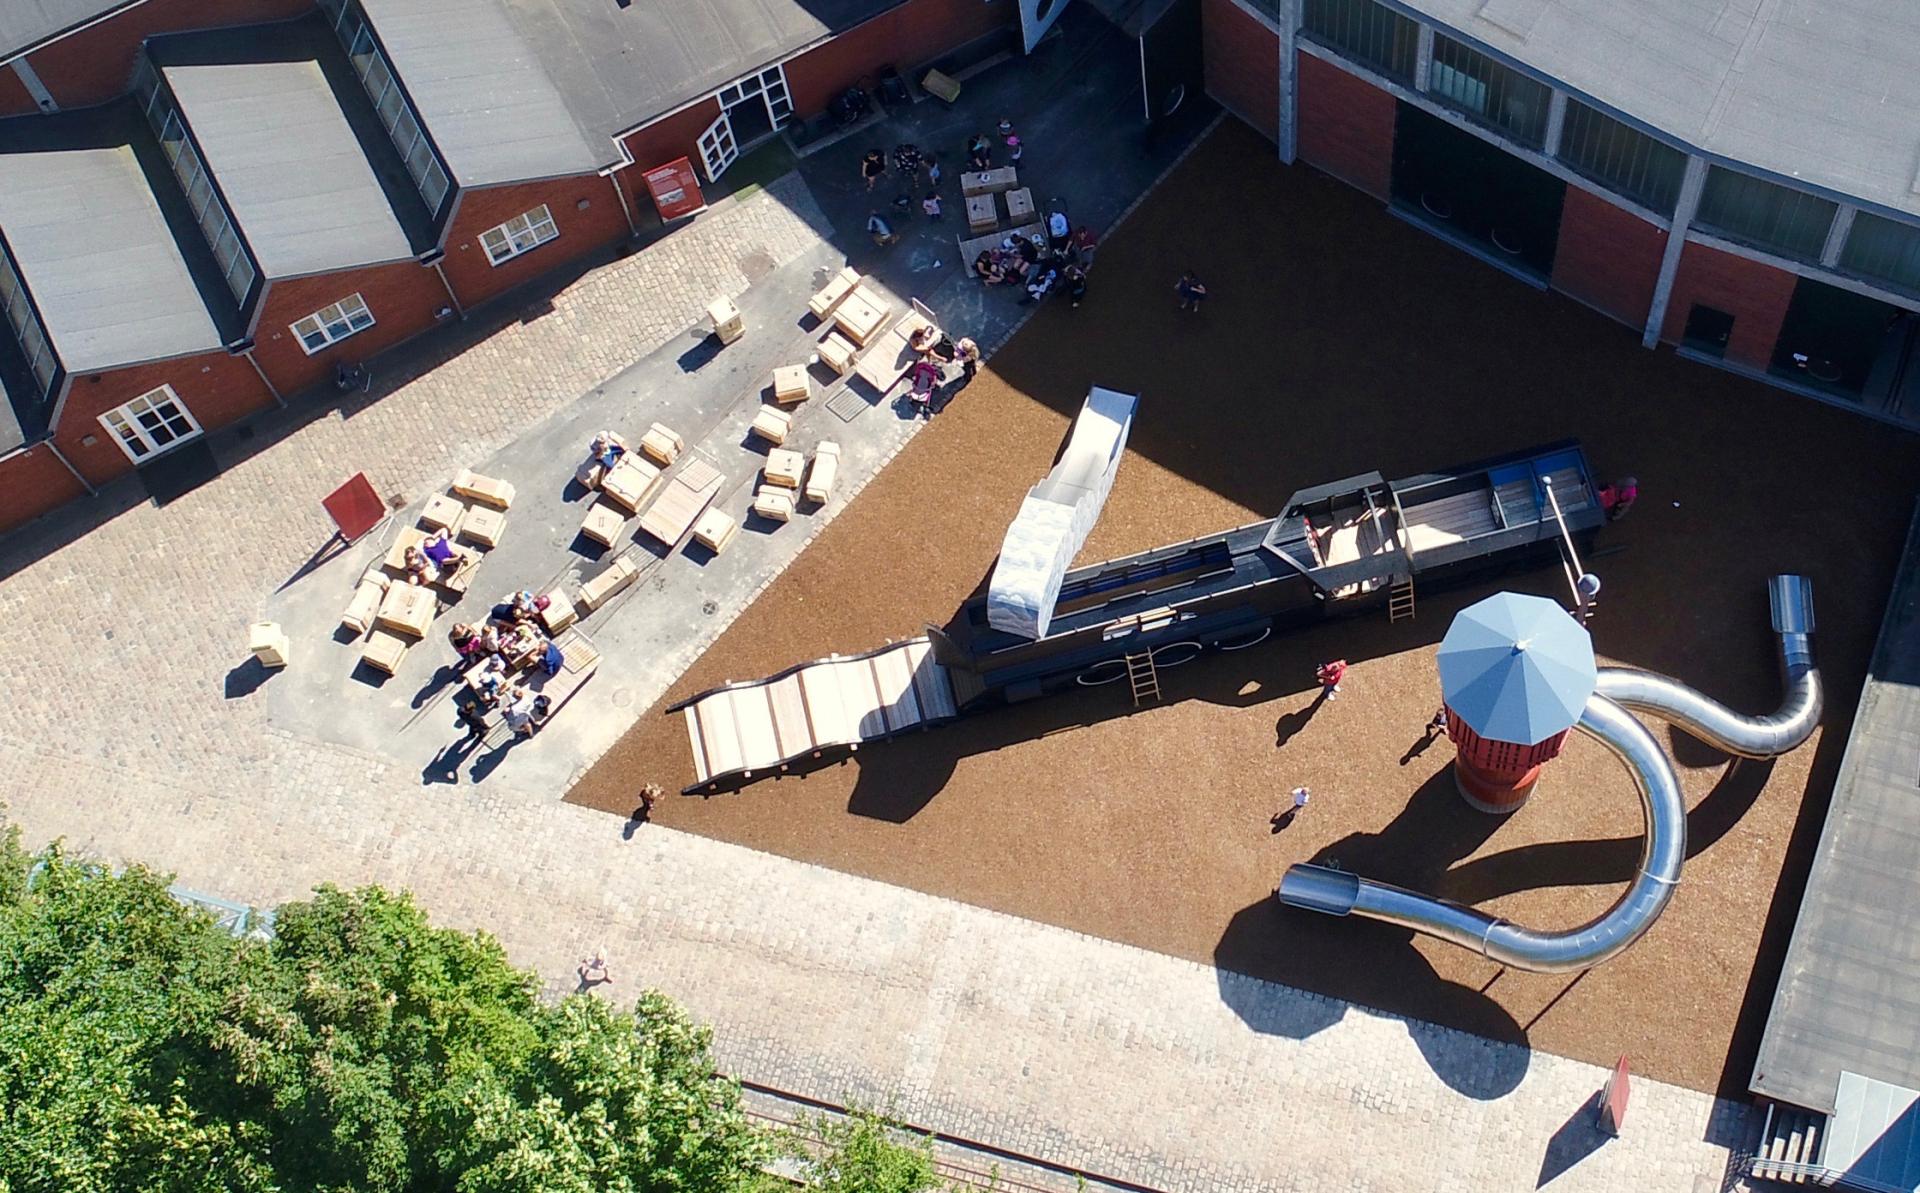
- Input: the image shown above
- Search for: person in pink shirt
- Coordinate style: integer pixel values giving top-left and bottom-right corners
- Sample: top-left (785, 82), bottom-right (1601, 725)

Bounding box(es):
top-left (1315, 659), bottom-right (1348, 700)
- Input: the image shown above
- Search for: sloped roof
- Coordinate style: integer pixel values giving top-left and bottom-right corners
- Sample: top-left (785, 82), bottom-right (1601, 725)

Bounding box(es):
top-left (356, 0), bottom-right (606, 184)
top-left (0, 143), bottom-right (223, 373)
top-left (163, 59), bottom-right (414, 277)
top-left (1392, 0), bottom-right (1920, 220)
top-left (0, 0), bottom-right (128, 62)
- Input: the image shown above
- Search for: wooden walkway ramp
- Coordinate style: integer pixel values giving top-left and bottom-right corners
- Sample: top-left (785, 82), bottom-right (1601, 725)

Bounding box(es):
top-left (670, 638), bottom-right (960, 793)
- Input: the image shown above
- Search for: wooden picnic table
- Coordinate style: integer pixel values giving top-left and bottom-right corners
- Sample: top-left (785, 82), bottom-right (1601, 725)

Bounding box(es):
top-left (961, 167), bottom-right (1018, 196)
top-left (832, 287), bottom-right (891, 346)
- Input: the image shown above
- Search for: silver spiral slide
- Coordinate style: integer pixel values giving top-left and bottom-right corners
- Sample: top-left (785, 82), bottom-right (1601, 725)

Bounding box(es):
top-left (1275, 575), bottom-right (1821, 974)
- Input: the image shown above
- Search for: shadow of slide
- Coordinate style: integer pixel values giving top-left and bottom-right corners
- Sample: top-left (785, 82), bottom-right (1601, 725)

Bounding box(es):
top-left (1212, 769), bottom-right (1532, 1101)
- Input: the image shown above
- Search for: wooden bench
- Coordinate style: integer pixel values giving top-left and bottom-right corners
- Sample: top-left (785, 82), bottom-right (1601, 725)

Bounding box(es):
top-left (772, 364), bottom-right (813, 406)
top-left (341, 568), bottom-right (390, 637)
top-left (361, 629), bottom-right (411, 675)
top-left (749, 406), bottom-right (792, 445)
top-left (640, 424), bottom-right (683, 466)
top-left (854, 302), bottom-right (937, 394)
top-left (1005, 187), bottom-right (1035, 222)
top-left (459, 506), bottom-right (507, 548)
top-left (832, 287), bottom-right (891, 347)
top-left (807, 266), bottom-right (861, 320)
top-left (539, 588), bottom-right (578, 634)
top-left (961, 166), bottom-right (1018, 196)
top-left (751, 485), bottom-right (794, 522)
top-left (965, 193), bottom-right (997, 234)
top-left (816, 332), bottom-right (857, 376)
top-left (693, 507), bottom-right (739, 553)
top-left (599, 456), bottom-right (665, 512)
top-left (578, 554), bottom-right (639, 611)
top-left (762, 448), bottom-right (806, 488)
top-left (419, 493), bottom-right (465, 533)
top-left (452, 469), bottom-right (514, 509)
top-left (638, 460), bottom-right (724, 548)
top-left (580, 499), bottom-right (626, 547)
top-left (383, 526), bottom-right (428, 573)
top-left (804, 442), bottom-right (840, 505)
top-left (376, 582), bottom-right (437, 637)
top-left (957, 222), bottom-right (1045, 274)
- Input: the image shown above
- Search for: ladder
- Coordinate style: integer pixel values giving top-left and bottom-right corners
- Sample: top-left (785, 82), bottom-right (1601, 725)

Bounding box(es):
top-left (1388, 578), bottom-right (1416, 622)
top-left (1125, 650), bottom-right (1161, 706)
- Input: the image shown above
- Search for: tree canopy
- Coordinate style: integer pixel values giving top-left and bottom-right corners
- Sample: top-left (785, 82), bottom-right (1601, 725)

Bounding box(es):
top-left (0, 826), bottom-right (979, 1193)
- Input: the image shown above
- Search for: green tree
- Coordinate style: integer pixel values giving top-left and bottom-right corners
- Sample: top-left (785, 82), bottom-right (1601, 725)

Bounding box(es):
top-left (786, 1107), bottom-right (991, 1193)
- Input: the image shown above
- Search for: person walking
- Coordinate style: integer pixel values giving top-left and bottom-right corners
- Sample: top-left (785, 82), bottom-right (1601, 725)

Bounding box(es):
top-left (1315, 658), bottom-right (1348, 701)
top-left (1426, 706), bottom-right (1448, 737)
top-left (967, 134), bottom-right (992, 170)
top-left (1273, 785), bottom-right (1312, 831)
top-left (1176, 270), bottom-right (1208, 311)
top-left (866, 211), bottom-right (899, 247)
top-left (1599, 476), bottom-right (1638, 521)
top-left (926, 154), bottom-right (942, 189)
top-left (861, 149), bottom-right (887, 191)
top-left (955, 337), bottom-right (980, 380)
top-left (892, 142), bottom-right (923, 185)
top-left (921, 192), bottom-right (943, 220)
top-left (456, 699), bottom-right (489, 742)
top-left (578, 952), bottom-right (612, 986)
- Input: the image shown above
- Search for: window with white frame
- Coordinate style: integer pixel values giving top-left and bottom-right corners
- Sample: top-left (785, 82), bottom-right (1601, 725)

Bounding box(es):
top-left (290, 293), bottom-right (375, 355)
top-left (99, 386), bottom-right (202, 461)
top-left (480, 204), bottom-right (559, 266)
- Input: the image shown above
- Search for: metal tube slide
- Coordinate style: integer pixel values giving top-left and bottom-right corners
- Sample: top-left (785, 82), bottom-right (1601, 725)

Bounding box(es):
top-left (1274, 575), bottom-right (1820, 973)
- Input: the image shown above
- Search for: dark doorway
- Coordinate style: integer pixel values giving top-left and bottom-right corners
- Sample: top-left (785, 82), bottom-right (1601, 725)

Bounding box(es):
top-left (1769, 276), bottom-right (1900, 402)
top-left (1138, 0), bottom-right (1203, 128)
top-left (725, 97), bottom-right (773, 149)
top-left (1682, 304), bottom-right (1735, 358)
top-left (1390, 103), bottom-right (1567, 279)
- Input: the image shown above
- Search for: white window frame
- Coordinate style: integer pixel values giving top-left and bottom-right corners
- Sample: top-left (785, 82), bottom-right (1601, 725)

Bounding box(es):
top-left (480, 204), bottom-right (559, 266)
top-left (290, 293), bottom-right (375, 355)
top-left (98, 385), bottom-right (202, 463)
top-left (714, 64), bottom-right (793, 131)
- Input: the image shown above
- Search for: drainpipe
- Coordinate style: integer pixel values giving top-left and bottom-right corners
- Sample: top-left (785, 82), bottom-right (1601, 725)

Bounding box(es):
top-left (422, 249), bottom-right (464, 320)
top-left (1642, 155), bottom-right (1708, 349)
top-left (1276, 0), bottom-right (1300, 165)
top-left (45, 439), bottom-right (95, 496)
top-left (1413, 25), bottom-right (1434, 91)
top-left (237, 344), bottom-right (285, 409)
top-left (607, 168), bottom-right (639, 235)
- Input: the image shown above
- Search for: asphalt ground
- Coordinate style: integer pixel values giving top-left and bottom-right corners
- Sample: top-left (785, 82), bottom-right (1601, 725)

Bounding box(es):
top-left (572, 119), bottom-right (1920, 1097)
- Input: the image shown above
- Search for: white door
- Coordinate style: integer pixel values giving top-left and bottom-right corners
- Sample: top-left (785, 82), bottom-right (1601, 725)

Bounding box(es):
top-left (99, 385), bottom-right (203, 463)
top-left (697, 111), bottom-right (738, 182)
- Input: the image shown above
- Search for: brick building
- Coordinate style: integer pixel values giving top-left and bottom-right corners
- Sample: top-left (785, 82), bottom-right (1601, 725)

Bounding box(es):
top-left (1202, 0), bottom-right (1920, 423)
top-left (0, 0), bottom-right (1017, 534)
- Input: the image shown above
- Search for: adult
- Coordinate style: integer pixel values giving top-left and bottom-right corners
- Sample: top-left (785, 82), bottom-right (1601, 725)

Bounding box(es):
top-left (448, 622), bottom-right (485, 660)
top-left (866, 211), bottom-right (899, 247)
top-left (954, 338), bottom-right (981, 381)
top-left (422, 529), bottom-right (459, 575)
top-left (402, 543), bottom-right (436, 587)
top-left (1065, 265), bottom-right (1088, 309)
top-left (973, 251), bottom-right (1004, 284)
top-left (892, 142), bottom-right (923, 183)
top-left (500, 685), bottom-right (539, 737)
top-left (860, 149), bottom-right (886, 191)
top-left (967, 134), bottom-right (992, 170)
top-left (1176, 271), bottom-right (1208, 312)
top-left (1071, 225), bottom-right (1099, 265)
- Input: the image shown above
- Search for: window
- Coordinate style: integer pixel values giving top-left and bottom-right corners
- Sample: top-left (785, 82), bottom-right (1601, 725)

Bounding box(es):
top-left (1555, 100), bottom-right (1686, 217)
top-left (0, 244), bottom-right (57, 395)
top-left (1302, 0), bottom-right (1418, 85)
top-left (332, 8), bottom-right (451, 216)
top-left (479, 205), bottom-right (559, 265)
top-left (99, 386), bottom-right (202, 461)
top-left (1840, 212), bottom-right (1920, 296)
top-left (135, 63), bottom-right (257, 303)
top-left (1694, 167), bottom-right (1837, 262)
top-left (1426, 34), bottom-right (1552, 148)
top-left (290, 294), bottom-right (375, 354)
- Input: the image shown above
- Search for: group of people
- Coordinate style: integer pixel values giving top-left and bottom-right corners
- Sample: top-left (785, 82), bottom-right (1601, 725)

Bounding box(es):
top-left (448, 592), bottom-right (566, 740)
top-left (863, 141), bottom-right (939, 247)
top-left (903, 324), bottom-right (980, 416)
top-left (401, 528), bottom-right (464, 587)
top-left (973, 219), bottom-right (1097, 308)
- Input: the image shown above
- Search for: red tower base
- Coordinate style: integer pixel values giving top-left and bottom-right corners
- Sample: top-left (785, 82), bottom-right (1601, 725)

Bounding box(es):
top-left (1452, 756), bottom-right (1544, 814)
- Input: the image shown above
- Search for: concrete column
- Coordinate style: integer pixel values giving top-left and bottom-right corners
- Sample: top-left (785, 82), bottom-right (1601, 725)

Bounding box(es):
top-left (1276, 0), bottom-right (1301, 164)
top-left (9, 59), bottom-right (56, 113)
top-left (1820, 205), bottom-right (1856, 269)
top-left (1414, 25), bottom-right (1434, 91)
top-left (1642, 155), bottom-right (1709, 349)
top-left (1542, 91), bottom-right (1567, 157)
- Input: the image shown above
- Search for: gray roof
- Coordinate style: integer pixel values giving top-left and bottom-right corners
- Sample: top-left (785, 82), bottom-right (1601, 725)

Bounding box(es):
top-left (0, 0), bottom-right (125, 61)
top-left (1395, 0), bottom-right (1920, 220)
top-left (1751, 502), bottom-right (1920, 1113)
top-left (497, 0), bottom-right (898, 145)
top-left (356, 0), bottom-right (606, 184)
top-left (162, 59), bottom-right (413, 278)
top-left (0, 145), bottom-right (222, 373)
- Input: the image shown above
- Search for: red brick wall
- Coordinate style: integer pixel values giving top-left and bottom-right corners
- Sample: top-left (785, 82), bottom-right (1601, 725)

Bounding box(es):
top-left (0, 444), bottom-right (89, 534)
top-left (783, 0), bottom-right (1013, 117)
top-left (251, 260), bottom-right (450, 397)
top-left (0, 64), bottom-right (39, 118)
top-left (1550, 186), bottom-right (1667, 330)
top-left (21, 0), bottom-right (314, 110)
top-left (1296, 52), bottom-right (1395, 200)
top-left (439, 175), bottom-right (630, 309)
top-left (1659, 240), bottom-right (1799, 371)
top-left (617, 97), bottom-right (722, 210)
top-left (51, 350), bottom-right (275, 486)
top-left (1202, 0), bottom-right (1279, 143)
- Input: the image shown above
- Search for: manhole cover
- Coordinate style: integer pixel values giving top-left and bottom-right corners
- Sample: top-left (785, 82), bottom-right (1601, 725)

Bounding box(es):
top-left (613, 688), bottom-right (634, 708)
top-left (702, 600), bottom-right (718, 615)
top-left (740, 250), bottom-right (776, 281)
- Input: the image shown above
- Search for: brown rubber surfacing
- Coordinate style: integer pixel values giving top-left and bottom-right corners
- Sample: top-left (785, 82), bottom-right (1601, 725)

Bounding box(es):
top-left (571, 120), bottom-right (1920, 1098)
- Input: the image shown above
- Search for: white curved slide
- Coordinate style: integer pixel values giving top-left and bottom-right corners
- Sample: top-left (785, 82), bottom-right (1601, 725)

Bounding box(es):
top-left (987, 386), bottom-right (1139, 640)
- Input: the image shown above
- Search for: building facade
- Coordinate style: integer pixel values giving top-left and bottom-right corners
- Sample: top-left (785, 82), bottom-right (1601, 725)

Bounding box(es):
top-left (1203, 0), bottom-right (1920, 423)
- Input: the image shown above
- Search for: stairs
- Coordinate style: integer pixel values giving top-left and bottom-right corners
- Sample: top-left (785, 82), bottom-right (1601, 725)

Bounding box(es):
top-left (1750, 1102), bottom-right (1829, 1185)
top-left (1125, 650), bottom-right (1161, 706)
top-left (1388, 578), bottom-right (1416, 623)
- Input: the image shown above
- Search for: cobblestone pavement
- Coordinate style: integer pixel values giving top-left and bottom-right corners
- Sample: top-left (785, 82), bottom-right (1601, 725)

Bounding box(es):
top-left (0, 173), bottom-right (1752, 1191)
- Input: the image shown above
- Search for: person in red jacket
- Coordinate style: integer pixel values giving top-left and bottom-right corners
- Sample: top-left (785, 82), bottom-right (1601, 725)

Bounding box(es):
top-left (1315, 659), bottom-right (1349, 701)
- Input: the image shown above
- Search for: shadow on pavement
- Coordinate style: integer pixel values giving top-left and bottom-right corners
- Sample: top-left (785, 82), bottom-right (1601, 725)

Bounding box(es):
top-left (1535, 1098), bottom-right (1612, 1187)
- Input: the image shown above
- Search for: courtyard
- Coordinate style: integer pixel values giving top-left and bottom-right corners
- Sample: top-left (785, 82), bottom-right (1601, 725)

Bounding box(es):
top-left (574, 117), bottom-right (1920, 1100)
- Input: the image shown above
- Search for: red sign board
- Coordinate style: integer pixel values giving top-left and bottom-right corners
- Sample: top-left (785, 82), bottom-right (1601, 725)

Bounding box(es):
top-left (322, 472), bottom-right (387, 543)
top-left (1597, 1055), bottom-right (1630, 1135)
top-left (643, 157), bottom-right (706, 222)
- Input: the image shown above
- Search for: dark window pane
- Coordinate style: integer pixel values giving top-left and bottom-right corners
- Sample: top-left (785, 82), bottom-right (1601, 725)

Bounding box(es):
top-left (1695, 167), bottom-right (1836, 261)
top-left (1555, 100), bottom-right (1685, 216)
top-left (1840, 212), bottom-right (1920, 296)
top-left (1302, 0), bottom-right (1418, 85)
top-left (1427, 34), bottom-right (1551, 148)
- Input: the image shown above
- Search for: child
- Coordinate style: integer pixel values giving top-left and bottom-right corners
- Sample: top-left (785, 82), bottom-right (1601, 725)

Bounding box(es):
top-left (1315, 659), bottom-right (1348, 700)
top-left (1065, 265), bottom-right (1087, 309)
top-left (1005, 133), bottom-right (1022, 164)
top-left (926, 154), bottom-right (941, 188)
top-left (922, 193), bottom-right (943, 220)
